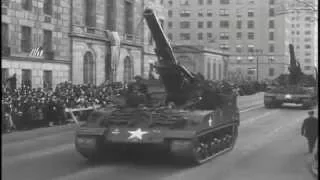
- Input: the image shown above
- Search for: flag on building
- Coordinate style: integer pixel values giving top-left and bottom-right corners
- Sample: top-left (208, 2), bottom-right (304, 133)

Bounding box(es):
top-left (29, 47), bottom-right (44, 57)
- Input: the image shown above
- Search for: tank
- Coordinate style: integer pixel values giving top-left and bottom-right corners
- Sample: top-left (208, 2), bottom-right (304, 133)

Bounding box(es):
top-left (264, 44), bottom-right (317, 109)
top-left (74, 9), bottom-right (240, 165)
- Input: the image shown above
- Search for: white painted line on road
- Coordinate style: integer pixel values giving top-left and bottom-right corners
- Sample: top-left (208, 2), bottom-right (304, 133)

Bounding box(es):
top-left (240, 104), bottom-right (264, 113)
top-left (3, 143), bottom-right (74, 165)
top-left (240, 110), bottom-right (279, 127)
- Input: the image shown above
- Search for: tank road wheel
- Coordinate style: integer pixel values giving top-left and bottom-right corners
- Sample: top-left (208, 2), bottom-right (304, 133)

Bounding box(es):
top-left (192, 141), bottom-right (211, 164)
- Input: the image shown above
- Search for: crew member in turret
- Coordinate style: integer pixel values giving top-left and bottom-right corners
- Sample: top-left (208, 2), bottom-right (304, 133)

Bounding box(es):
top-left (126, 76), bottom-right (151, 107)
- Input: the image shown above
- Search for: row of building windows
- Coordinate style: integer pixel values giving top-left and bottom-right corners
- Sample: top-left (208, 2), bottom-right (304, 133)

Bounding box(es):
top-left (291, 30), bottom-right (312, 35)
top-left (20, 0), bottom-right (53, 15)
top-left (1, 23), bottom-right (52, 52)
top-left (1, 68), bottom-right (53, 89)
top-left (169, 8), bottom-right (276, 18)
top-left (173, 0), bottom-right (230, 6)
top-left (167, 31), bottom-right (275, 42)
top-left (168, 20), bottom-right (276, 29)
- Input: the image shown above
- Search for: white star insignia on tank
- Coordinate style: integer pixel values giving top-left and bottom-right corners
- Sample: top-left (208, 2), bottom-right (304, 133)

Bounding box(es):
top-left (128, 128), bottom-right (149, 140)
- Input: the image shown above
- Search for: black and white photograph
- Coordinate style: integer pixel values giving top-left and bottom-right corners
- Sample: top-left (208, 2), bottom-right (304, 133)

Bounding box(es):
top-left (1, 0), bottom-right (318, 179)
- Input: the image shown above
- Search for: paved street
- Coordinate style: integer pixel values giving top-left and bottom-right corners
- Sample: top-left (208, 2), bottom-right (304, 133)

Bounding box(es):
top-left (2, 94), bottom-right (317, 180)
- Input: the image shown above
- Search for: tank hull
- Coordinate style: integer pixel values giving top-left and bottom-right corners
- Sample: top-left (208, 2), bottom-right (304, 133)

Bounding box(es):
top-left (75, 122), bottom-right (239, 164)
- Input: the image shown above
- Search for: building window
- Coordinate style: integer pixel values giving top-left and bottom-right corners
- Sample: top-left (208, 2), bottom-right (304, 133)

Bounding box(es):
top-left (248, 9), bottom-right (254, 17)
top-left (219, 9), bottom-right (229, 16)
top-left (269, 44), bottom-right (275, 52)
top-left (207, 21), bottom-right (212, 28)
top-left (106, 0), bottom-right (116, 31)
top-left (305, 16), bottom-right (312, 21)
top-left (198, 32), bottom-right (203, 40)
top-left (180, 21), bottom-right (190, 29)
top-left (305, 44), bottom-right (311, 49)
top-left (2, 23), bottom-right (9, 48)
top-left (305, 23), bottom-right (311, 28)
top-left (2, 68), bottom-right (9, 85)
top-left (207, 33), bottom-right (212, 39)
top-left (207, 62), bottom-right (211, 79)
top-left (220, 20), bottom-right (229, 28)
top-left (207, 10), bottom-right (213, 17)
top-left (168, 0), bottom-right (173, 6)
top-left (269, 0), bottom-right (274, 5)
top-left (296, 31), bottom-right (300, 35)
top-left (83, 52), bottom-right (95, 84)
top-left (305, 52), bottom-right (311, 56)
top-left (236, 45), bottom-right (242, 53)
top-left (248, 45), bottom-right (254, 53)
top-left (247, 20), bottom-right (254, 29)
top-left (236, 20), bottom-right (242, 29)
top-left (218, 63), bottom-right (222, 80)
top-left (269, 68), bottom-right (274, 76)
top-left (305, 59), bottom-right (311, 63)
top-left (207, 0), bottom-right (212, 5)
top-left (167, 33), bottom-right (172, 40)
top-left (198, 21), bottom-right (203, 28)
top-left (220, 44), bottom-right (229, 50)
top-left (180, 10), bottom-right (191, 17)
top-left (168, 10), bottom-right (173, 17)
top-left (248, 0), bottom-right (255, 4)
top-left (269, 8), bottom-right (274, 16)
top-left (21, 69), bottom-right (32, 87)
top-left (198, 10), bottom-right (203, 17)
top-left (220, 0), bottom-right (229, 4)
top-left (269, 31), bottom-right (274, 40)
top-left (43, 30), bottom-right (52, 52)
top-left (304, 66), bottom-right (311, 70)
top-left (43, 70), bottom-right (52, 89)
top-left (22, 0), bottom-right (32, 11)
top-left (180, 0), bottom-right (189, 5)
top-left (85, 0), bottom-right (96, 28)
top-left (123, 56), bottom-right (133, 83)
top-left (236, 32), bottom-right (242, 39)
top-left (21, 26), bottom-right (32, 52)
top-left (168, 22), bottom-right (172, 28)
top-left (213, 63), bottom-right (216, 80)
top-left (305, 31), bottom-right (311, 35)
top-left (198, 0), bottom-right (204, 5)
top-left (220, 32), bottom-right (229, 40)
top-left (269, 20), bottom-right (274, 28)
top-left (43, 0), bottom-right (52, 15)
top-left (124, 1), bottom-right (134, 34)
top-left (248, 32), bottom-right (254, 40)
top-left (180, 33), bottom-right (190, 40)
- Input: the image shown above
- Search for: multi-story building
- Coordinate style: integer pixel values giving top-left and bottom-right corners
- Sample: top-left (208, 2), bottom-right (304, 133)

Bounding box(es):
top-left (172, 45), bottom-right (227, 81)
top-left (282, 0), bottom-right (317, 75)
top-left (71, 0), bottom-right (166, 85)
top-left (1, 0), bottom-right (71, 88)
top-left (165, 0), bottom-right (293, 81)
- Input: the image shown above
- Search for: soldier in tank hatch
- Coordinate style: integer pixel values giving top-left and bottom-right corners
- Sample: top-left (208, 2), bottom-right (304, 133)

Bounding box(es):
top-left (301, 110), bottom-right (318, 153)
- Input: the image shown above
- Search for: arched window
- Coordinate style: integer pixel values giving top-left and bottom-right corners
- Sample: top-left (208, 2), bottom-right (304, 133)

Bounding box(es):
top-left (83, 51), bottom-right (95, 84)
top-left (123, 56), bottom-right (133, 83)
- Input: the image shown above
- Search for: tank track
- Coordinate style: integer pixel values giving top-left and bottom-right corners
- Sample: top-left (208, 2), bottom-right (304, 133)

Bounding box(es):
top-left (171, 125), bottom-right (238, 165)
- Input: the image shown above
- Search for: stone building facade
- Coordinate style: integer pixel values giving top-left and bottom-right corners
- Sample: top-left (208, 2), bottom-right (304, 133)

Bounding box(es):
top-left (172, 45), bottom-right (227, 81)
top-left (1, 0), bottom-right (71, 88)
top-left (70, 0), bottom-right (166, 85)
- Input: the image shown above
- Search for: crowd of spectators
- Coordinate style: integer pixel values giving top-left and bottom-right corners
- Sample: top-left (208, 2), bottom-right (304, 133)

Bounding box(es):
top-left (2, 81), bottom-right (124, 133)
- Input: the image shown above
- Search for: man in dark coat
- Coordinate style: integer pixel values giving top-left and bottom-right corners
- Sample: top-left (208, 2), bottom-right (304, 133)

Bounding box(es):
top-left (301, 110), bottom-right (318, 153)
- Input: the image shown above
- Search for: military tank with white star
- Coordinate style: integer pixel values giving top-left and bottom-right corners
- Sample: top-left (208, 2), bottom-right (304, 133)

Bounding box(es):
top-left (74, 9), bottom-right (240, 165)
